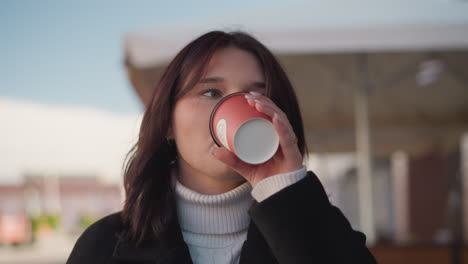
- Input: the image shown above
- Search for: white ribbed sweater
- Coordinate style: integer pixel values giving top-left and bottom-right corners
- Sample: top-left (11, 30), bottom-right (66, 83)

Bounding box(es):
top-left (174, 166), bottom-right (307, 264)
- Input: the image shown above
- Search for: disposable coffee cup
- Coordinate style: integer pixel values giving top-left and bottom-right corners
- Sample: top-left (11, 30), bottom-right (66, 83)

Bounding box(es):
top-left (210, 92), bottom-right (279, 164)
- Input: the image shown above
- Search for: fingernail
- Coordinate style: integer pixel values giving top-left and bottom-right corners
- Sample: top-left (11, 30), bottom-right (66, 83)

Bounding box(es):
top-left (244, 94), bottom-right (255, 100)
top-left (254, 99), bottom-right (264, 104)
top-left (250, 91), bottom-right (262, 96)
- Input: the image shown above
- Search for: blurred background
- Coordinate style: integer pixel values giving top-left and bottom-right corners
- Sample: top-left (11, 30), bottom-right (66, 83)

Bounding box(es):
top-left (1, 0), bottom-right (468, 263)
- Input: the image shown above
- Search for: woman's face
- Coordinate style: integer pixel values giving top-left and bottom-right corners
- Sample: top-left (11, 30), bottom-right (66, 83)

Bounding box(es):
top-left (171, 47), bottom-right (266, 188)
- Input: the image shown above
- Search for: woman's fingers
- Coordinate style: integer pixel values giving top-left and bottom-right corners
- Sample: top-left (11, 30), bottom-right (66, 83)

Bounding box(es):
top-left (245, 97), bottom-right (256, 107)
top-left (272, 112), bottom-right (299, 157)
top-left (246, 92), bottom-right (287, 120)
top-left (252, 99), bottom-right (276, 118)
top-left (247, 98), bottom-right (295, 138)
top-left (245, 95), bottom-right (299, 158)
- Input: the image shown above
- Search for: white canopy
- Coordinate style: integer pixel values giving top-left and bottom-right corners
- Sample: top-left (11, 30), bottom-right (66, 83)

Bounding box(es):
top-left (123, 23), bottom-right (468, 156)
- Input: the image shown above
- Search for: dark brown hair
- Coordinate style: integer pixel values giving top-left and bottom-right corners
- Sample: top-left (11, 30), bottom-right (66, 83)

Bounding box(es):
top-left (122, 30), bottom-right (308, 245)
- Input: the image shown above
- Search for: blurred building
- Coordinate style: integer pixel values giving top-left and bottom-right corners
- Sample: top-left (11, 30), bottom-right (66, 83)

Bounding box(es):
top-left (0, 186), bottom-right (30, 245)
top-left (0, 174), bottom-right (122, 244)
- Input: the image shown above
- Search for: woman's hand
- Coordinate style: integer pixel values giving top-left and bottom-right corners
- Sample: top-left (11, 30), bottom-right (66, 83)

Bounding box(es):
top-left (211, 91), bottom-right (303, 188)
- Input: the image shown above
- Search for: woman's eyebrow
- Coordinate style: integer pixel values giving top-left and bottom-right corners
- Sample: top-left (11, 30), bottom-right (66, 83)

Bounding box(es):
top-left (199, 77), bottom-right (265, 88)
top-left (199, 77), bottom-right (224, 84)
top-left (198, 77), bottom-right (266, 93)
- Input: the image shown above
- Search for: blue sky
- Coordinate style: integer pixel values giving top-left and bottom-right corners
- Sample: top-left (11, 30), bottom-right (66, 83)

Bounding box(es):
top-left (2, 0), bottom-right (468, 114)
top-left (0, 0), bottom-right (277, 114)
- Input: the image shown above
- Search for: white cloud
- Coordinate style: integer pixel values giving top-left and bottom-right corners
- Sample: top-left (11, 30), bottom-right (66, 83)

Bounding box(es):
top-left (0, 97), bottom-right (142, 184)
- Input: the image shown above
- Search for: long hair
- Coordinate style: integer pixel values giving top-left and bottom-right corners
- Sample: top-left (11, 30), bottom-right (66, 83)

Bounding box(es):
top-left (122, 30), bottom-right (309, 245)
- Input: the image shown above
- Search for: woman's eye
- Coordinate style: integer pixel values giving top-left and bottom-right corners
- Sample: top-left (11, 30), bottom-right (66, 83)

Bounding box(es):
top-left (202, 89), bottom-right (221, 98)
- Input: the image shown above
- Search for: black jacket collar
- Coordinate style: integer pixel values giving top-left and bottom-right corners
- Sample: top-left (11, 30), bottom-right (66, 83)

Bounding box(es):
top-left (112, 216), bottom-right (193, 264)
top-left (111, 206), bottom-right (277, 263)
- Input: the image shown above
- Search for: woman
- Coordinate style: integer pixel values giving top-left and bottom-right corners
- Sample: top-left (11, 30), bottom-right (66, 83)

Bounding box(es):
top-left (67, 31), bottom-right (377, 264)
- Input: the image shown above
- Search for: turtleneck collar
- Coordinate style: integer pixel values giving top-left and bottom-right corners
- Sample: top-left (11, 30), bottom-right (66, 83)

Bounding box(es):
top-left (172, 169), bottom-right (254, 236)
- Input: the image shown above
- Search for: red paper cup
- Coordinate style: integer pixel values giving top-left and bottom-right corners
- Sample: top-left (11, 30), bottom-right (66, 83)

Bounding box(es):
top-left (210, 92), bottom-right (279, 164)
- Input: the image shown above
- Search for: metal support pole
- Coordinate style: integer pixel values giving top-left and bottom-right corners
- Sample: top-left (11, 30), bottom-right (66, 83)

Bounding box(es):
top-left (391, 151), bottom-right (409, 244)
top-left (354, 54), bottom-right (376, 245)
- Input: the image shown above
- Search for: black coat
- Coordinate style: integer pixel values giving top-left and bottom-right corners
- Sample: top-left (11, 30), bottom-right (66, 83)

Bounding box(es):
top-left (66, 171), bottom-right (377, 264)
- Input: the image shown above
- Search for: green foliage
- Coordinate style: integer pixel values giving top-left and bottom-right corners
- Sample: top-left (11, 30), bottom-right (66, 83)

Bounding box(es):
top-left (29, 214), bottom-right (60, 235)
top-left (79, 215), bottom-right (98, 229)
top-left (45, 215), bottom-right (59, 229)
